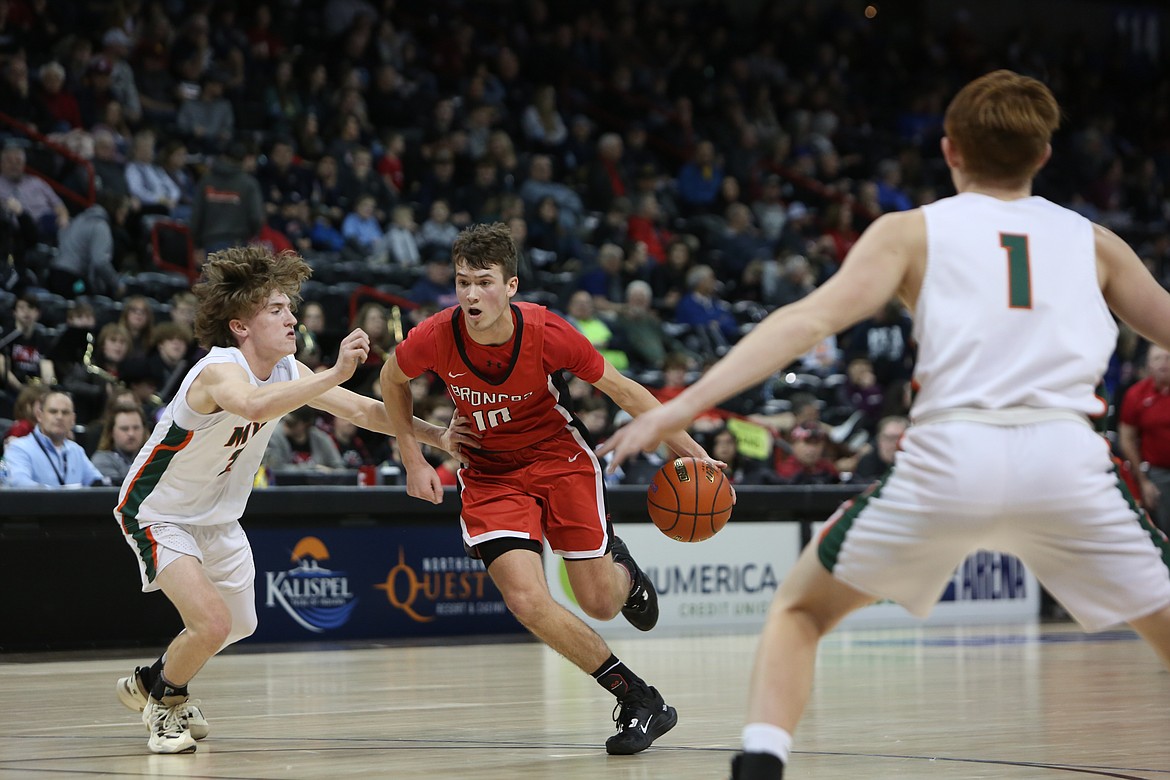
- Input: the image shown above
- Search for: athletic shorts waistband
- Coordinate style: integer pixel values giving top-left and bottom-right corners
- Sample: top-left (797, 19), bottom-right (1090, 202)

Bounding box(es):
top-left (912, 407), bottom-right (1091, 428)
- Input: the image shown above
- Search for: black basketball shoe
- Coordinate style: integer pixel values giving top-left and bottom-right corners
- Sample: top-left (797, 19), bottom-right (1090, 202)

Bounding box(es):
top-left (730, 751), bottom-right (786, 779)
top-left (605, 685), bottom-right (677, 755)
top-left (610, 536), bottom-right (659, 631)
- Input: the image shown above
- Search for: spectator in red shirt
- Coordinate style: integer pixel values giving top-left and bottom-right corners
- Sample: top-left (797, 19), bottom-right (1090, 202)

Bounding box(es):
top-left (626, 192), bottom-right (673, 264)
top-left (773, 421), bottom-right (840, 485)
top-left (1119, 344), bottom-right (1170, 533)
top-left (36, 61), bottom-right (82, 131)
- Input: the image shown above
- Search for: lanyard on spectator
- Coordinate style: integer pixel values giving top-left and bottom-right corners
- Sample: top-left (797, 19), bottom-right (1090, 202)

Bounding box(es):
top-left (32, 431), bottom-right (68, 486)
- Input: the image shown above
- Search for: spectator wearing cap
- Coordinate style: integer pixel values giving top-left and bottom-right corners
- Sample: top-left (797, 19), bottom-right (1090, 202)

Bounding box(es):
top-left (189, 143), bottom-right (264, 258)
top-left (76, 54), bottom-right (117, 129)
top-left (775, 200), bottom-right (817, 256)
top-left (272, 191), bottom-right (313, 254)
top-left (0, 142), bottom-right (70, 242)
top-left (772, 421), bottom-right (840, 486)
top-left (100, 28), bottom-right (142, 124)
top-left (1, 390), bottom-right (109, 488)
top-left (176, 70), bottom-right (235, 154)
top-left (35, 61), bottom-right (82, 131)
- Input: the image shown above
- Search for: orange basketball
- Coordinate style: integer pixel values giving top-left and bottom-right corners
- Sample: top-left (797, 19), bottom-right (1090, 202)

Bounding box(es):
top-left (647, 457), bottom-right (733, 542)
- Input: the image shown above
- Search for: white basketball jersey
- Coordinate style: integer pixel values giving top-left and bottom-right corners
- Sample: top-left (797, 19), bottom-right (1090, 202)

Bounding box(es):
top-left (911, 193), bottom-right (1116, 419)
top-left (115, 346), bottom-right (298, 528)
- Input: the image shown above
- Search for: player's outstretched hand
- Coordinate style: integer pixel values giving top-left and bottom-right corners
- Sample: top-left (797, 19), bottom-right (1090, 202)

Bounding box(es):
top-left (333, 328), bottom-right (371, 382)
top-left (596, 402), bottom-right (690, 473)
top-left (405, 464), bottom-right (445, 505)
top-left (440, 414), bottom-right (480, 465)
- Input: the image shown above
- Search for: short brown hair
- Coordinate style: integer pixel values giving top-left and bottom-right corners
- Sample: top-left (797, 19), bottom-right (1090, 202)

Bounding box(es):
top-left (192, 246), bottom-right (311, 348)
top-left (943, 69), bottom-right (1061, 184)
top-left (451, 222), bottom-right (518, 281)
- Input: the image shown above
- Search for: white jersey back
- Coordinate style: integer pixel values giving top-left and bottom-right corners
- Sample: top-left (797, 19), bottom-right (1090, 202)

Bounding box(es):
top-left (115, 346), bottom-right (298, 529)
top-left (911, 193), bottom-right (1116, 419)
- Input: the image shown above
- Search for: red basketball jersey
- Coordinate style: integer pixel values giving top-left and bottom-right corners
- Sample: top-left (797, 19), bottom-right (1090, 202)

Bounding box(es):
top-left (395, 302), bottom-right (605, 451)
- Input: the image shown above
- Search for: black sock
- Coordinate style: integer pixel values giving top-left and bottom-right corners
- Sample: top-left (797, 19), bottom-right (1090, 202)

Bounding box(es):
top-left (591, 654), bottom-right (648, 699)
top-left (150, 672), bottom-right (188, 701)
top-left (141, 656), bottom-right (165, 691)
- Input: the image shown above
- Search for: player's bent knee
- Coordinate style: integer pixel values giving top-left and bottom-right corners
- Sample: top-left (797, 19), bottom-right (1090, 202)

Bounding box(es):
top-left (218, 588), bottom-right (258, 649)
top-left (220, 613), bottom-right (257, 649)
top-left (501, 587), bottom-right (556, 626)
top-left (193, 610), bottom-right (233, 651)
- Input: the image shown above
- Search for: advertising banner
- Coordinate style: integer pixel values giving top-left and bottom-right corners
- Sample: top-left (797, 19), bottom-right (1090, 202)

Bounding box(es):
top-left (546, 523), bottom-right (1038, 636)
top-left (840, 549), bottom-right (1040, 628)
top-left (248, 526), bottom-right (523, 642)
top-left (545, 522), bottom-right (804, 636)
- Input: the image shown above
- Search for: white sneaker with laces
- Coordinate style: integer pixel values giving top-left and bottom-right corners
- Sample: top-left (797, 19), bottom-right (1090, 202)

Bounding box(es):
top-left (118, 667), bottom-right (209, 740)
top-left (143, 694), bottom-right (197, 754)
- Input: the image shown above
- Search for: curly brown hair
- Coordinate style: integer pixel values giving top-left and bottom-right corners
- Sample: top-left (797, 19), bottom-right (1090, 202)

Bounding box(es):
top-left (192, 247), bottom-right (311, 348)
top-left (451, 221), bottom-right (518, 280)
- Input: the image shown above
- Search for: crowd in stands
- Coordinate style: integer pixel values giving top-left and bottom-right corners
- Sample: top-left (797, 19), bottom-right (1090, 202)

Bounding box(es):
top-left (1, 0), bottom-right (1167, 489)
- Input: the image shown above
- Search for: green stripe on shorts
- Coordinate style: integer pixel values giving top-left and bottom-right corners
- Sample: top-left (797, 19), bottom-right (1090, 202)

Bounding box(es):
top-left (1113, 465), bottom-right (1170, 568)
top-left (818, 469), bottom-right (894, 572)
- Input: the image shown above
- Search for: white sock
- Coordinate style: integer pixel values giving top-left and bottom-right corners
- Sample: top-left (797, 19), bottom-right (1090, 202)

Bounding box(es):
top-left (741, 723), bottom-right (792, 764)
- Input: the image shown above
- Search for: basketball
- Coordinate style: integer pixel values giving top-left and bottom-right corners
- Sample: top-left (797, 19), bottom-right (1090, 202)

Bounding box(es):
top-left (646, 457), bottom-right (733, 542)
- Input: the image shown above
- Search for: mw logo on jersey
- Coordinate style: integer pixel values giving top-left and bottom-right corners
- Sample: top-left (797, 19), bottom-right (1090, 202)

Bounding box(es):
top-left (224, 421), bottom-right (267, 448)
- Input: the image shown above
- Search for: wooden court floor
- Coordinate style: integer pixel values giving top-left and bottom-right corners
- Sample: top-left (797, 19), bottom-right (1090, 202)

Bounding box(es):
top-left (2, 622), bottom-right (1169, 779)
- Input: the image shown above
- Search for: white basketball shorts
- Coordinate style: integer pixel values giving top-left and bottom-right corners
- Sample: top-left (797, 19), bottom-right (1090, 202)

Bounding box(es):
top-left (818, 417), bottom-right (1170, 632)
top-left (121, 519), bottom-right (255, 595)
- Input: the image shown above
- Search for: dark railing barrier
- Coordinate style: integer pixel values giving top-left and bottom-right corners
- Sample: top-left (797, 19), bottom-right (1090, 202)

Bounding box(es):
top-left (0, 485), bottom-right (862, 652)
